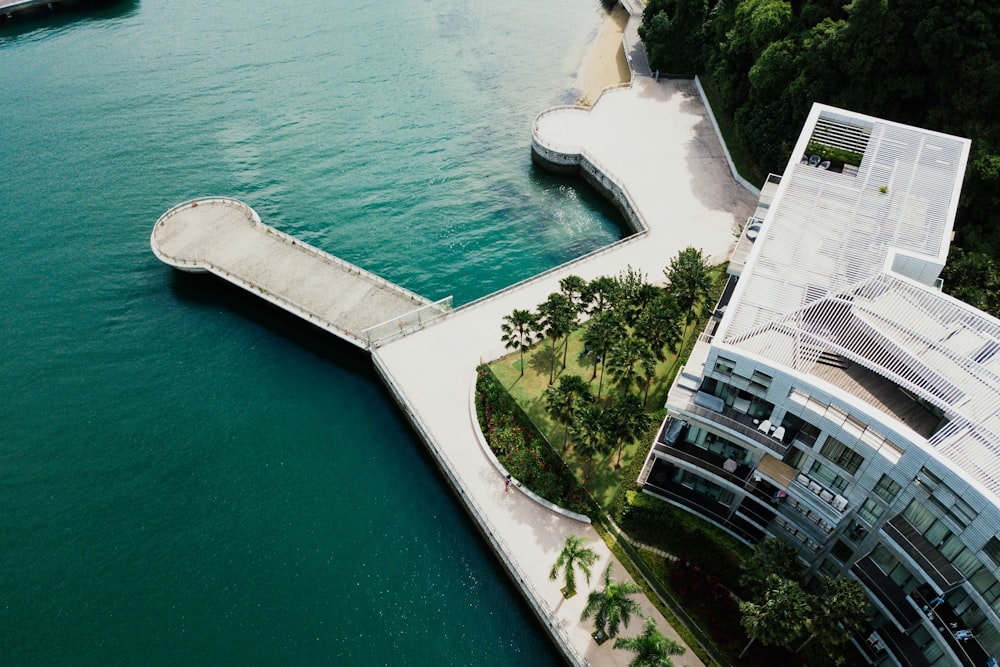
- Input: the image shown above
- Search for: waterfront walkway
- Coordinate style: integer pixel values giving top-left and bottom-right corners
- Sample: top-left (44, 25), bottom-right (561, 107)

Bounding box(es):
top-left (374, 76), bottom-right (755, 665)
top-left (151, 38), bottom-right (755, 667)
top-left (151, 198), bottom-right (449, 349)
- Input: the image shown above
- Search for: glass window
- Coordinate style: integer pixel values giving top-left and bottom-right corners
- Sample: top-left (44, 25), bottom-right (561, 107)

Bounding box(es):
top-left (877, 439), bottom-right (903, 464)
top-left (903, 499), bottom-right (936, 534)
top-left (789, 388), bottom-right (809, 406)
top-left (784, 446), bottom-right (806, 469)
top-left (874, 474), bottom-right (902, 502)
top-left (985, 536), bottom-right (1000, 568)
top-left (843, 415), bottom-right (865, 438)
top-left (950, 498), bottom-right (978, 527)
top-left (810, 461), bottom-right (848, 493)
top-left (796, 421), bottom-right (821, 447)
top-left (714, 356), bottom-right (735, 375)
top-left (750, 370), bottom-right (772, 393)
top-left (820, 437), bottom-right (865, 475)
top-left (824, 404), bottom-right (848, 426)
top-left (915, 466), bottom-right (942, 492)
top-left (859, 498), bottom-right (884, 524)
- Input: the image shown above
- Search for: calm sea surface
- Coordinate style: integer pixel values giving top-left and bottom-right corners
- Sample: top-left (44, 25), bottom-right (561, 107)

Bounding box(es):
top-left (0, 0), bottom-right (622, 663)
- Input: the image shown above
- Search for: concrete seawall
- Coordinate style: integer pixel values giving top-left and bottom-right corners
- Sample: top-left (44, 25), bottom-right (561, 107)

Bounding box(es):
top-left (531, 120), bottom-right (647, 238)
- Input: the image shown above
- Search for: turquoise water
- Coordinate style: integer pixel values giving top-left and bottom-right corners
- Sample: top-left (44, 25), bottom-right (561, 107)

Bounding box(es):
top-left (0, 0), bottom-right (621, 663)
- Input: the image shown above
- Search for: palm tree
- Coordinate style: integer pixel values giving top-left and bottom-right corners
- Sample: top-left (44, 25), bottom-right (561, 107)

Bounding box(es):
top-left (634, 293), bottom-right (682, 362)
top-left (606, 393), bottom-right (653, 468)
top-left (606, 336), bottom-right (652, 397)
top-left (583, 275), bottom-right (620, 316)
top-left (544, 374), bottom-right (591, 451)
top-left (568, 404), bottom-right (611, 482)
top-left (581, 564), bottom-right (642, 640)
top-left (614, 617), bottom-right (686, 667)
top-left (614, 266), bottom-right (654, 327)
top-left (581, 310), bottom-right (624, 399)
top-left (663, 247), bottom-right (713, 326)
top-left (559, 274), bottom-right (589, 315)
top-left (548, 534), bottom-right (598, 599)
top-left (500, 309), bottom-right (539, 376)
top-left (739, 575), bottom-right (814, 659)
top-left (537, 292), bottom-right (576, 384)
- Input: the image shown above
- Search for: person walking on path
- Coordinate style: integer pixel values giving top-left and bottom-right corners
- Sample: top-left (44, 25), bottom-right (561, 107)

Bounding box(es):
top-left (504, 474), bottom-right (512, 492)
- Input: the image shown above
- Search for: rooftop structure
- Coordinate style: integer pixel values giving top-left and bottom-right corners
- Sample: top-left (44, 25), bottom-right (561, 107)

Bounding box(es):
top-left (641, 104), bottom-right (1000, 667)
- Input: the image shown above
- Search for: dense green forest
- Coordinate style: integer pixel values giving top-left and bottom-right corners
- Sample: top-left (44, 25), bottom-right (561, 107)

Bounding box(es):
top-left (639, 0), bottom-right (1000, 314)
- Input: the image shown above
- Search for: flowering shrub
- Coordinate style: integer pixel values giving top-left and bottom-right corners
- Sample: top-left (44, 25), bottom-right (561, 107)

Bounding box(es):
top-left (476, 366), bottom-right (593, 516)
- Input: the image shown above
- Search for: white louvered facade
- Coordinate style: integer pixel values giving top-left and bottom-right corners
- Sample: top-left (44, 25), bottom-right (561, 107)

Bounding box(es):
top-left (641, 104), bottom-right (1000, 667)
top-left (716, 104), bottom-right (1000, 502)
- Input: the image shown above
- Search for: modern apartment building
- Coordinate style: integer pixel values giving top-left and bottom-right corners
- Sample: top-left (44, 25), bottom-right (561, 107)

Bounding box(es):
top-left (638, 103), bottom-right (1000, 666)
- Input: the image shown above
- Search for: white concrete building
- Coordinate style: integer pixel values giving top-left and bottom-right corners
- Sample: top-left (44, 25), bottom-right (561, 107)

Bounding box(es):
top-left (639, 104), bottom-right (1000, 666)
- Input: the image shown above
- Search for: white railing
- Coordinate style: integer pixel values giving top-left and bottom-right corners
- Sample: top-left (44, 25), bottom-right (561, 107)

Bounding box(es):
top-left (363, 296), bottom-right (454, 347)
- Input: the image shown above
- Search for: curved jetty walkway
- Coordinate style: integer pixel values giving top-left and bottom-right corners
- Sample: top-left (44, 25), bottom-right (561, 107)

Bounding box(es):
top-left (153, 83), bottom-right (754, 666)
top-left (151, 197), bottom-right (450, 348)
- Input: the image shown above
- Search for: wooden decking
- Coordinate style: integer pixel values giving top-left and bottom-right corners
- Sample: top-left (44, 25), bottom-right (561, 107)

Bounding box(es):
top-left (151, 198), bottom-right (450, 349)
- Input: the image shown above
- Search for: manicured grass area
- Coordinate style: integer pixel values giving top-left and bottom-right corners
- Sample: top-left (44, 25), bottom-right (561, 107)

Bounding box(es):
top-left (490, 328), bottom-right (682, 508)
top-left (476, 265), bottom-right (792, 665)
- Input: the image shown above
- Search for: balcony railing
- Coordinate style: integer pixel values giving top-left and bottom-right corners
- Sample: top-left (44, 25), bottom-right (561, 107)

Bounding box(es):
top-left (667, 390), bottom-right (789, 456)
top-left (885, 515), bottom-right (965, 590)
top-left (910, 589), bottom-right (992, 667)
top-left (852, 556), bottom-right (922, 630)
top-left (641, 459), bottom-right (763, 543)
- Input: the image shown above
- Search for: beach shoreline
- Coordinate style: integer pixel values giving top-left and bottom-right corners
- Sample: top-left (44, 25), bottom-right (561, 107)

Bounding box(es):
top-left (574, 2), bottom-right (631, 106)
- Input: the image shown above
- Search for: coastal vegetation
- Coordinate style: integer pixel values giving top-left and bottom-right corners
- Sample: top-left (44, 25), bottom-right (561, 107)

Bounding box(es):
top-left (478, 249), bottom-right (743, 662)
top-left (639, 0), bottom-right (1000, 315)
top-left (478, 248), bottom-right (870, 665)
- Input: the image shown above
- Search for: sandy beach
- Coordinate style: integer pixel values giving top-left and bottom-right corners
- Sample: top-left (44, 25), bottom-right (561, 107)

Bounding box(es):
top-left (575, 3), bottom-right (631, 106)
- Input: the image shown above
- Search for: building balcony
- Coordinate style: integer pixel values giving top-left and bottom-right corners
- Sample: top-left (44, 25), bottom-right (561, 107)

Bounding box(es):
top-left (852, 555), bottom-right (922, 630)
top-left (884, 514), bottom-right (964, 590)
top-left (790, 471), bottom-right (849, 517)
top-left (665, 386), bottom-right (789, 457)
top-left (911, 588), bottom-right (992, 667)
top-left (868, 623), bottom-right (932, 667)
top-left (641, 459), bottom-right (764, 543)
top-left (653, 423), bottom-right (755, 487)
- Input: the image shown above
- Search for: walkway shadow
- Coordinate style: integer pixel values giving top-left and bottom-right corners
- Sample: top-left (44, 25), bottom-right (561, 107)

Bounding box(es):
top-left (0, 0), bottom-right (138, 39)
top-left (167, 270), bottom-right (373, 378)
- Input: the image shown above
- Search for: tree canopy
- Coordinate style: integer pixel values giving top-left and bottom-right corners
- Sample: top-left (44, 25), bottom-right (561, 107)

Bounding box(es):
top-left (640, 0), bottom-right (1000, 315)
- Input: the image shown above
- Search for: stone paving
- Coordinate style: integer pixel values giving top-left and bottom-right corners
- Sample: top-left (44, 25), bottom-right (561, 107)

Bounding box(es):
top-left (375, 75), bottom-right (756, 665)
top-left (151, 198), bottom-right (439, 348)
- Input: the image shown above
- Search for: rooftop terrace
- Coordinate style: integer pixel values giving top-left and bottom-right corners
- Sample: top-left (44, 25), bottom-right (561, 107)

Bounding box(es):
top-left (712, 105), bottom-right (1000, 504)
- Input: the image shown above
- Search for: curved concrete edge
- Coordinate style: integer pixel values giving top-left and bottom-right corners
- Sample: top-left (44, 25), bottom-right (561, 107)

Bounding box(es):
top-left (370, 351), bottom-right (588, 667)
top-left (150, 196), bottom-right (258, 273)
top-left (467, 372), bottom-right (592, 524)
top-left (531, 122), bottom-right (648, 237)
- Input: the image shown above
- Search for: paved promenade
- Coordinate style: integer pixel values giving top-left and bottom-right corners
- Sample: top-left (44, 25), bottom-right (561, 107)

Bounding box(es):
top-left (375, 76), bottom-right (755, 665)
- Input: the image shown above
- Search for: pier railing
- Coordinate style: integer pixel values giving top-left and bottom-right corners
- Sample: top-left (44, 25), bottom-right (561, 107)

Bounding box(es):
top-left (153, 197), bottom-right (440, 349)
top-left (363, 296), bottom-right (454, 348)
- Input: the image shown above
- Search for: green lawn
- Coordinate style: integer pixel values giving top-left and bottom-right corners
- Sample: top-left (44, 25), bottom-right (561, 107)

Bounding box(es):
top-left (490, 325), bottom-right (687, 507)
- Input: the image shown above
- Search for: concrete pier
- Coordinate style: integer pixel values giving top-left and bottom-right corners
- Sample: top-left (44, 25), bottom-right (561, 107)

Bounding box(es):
top-left (151, 197), bottom-right (451, 349)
